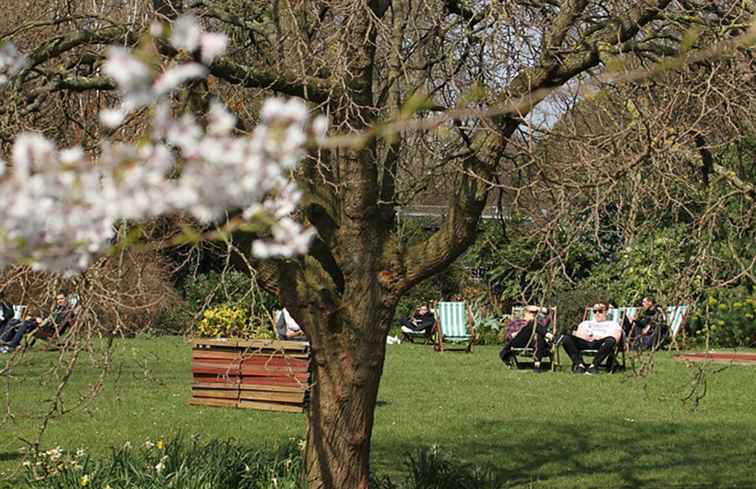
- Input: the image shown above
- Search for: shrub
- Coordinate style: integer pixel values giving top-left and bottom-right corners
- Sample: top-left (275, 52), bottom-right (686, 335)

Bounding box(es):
top-left (687, 287), bottom-right (756, 347)
top-left (195, 304), bottom-right (274, 339)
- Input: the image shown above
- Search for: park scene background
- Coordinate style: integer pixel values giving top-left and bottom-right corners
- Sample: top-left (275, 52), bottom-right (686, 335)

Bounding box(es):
top-left (1, 1), bottom-right (755, 488)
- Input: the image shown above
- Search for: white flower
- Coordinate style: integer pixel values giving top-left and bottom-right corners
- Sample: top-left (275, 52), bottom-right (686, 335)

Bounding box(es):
top-left (99, 109), bottom-right (125, 129)
top-left (153, 63), bottom-right (207, 96)
top-left (0, 42), bottom-right (27, 85)
top-left (12, 133), bottom-right (57, 177)
top-left (200, 32), bottom-right (228, 64)
top-left (170, 15), bottom-right (202, 52)
top-left (144, 440), bottom-right (155, 449)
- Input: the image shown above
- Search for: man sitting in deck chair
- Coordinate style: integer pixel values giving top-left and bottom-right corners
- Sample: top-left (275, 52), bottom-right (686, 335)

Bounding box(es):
top-left (0, 293), bottom-right (72, 353)
top-left (399, 303), bottom-right (435, 343)
top-left (561, 303), bottom-right (622, 375)
top-left (623, 296), bottom-right (666, 351)
top-left (499, 305), bottom-right (553, 373)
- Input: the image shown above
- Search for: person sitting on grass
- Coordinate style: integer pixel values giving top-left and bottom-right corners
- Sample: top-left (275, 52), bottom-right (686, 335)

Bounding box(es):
top-left (624, 296), bottom-right (666, 351)
top-left (399, 303), bottom-right (436, 341)
top-left (499, 305), bottom-right (553, 373)
top-left (0, 293), bottom-right (71, 353)
top-left (561, 303), bottom-right (622, 375)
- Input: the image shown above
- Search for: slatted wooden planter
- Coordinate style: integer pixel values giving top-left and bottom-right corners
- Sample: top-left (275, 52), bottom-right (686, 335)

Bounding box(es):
top-left (191, 338), bottom-right (311, 413)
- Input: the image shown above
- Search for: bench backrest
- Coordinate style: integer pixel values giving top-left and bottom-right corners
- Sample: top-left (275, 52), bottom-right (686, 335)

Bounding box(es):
top-left (436, 302), bottom-right (470, 339)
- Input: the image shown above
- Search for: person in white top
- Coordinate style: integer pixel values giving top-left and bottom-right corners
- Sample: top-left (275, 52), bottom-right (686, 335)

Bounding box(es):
top-left (275, 308), bottom-right (305, 340)
top-left (561, 303), bottom-right (622, 375)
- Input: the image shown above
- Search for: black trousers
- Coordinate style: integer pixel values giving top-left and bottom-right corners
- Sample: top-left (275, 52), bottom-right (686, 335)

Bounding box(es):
top-left (500, 323), bottom-right (549, 363)
top-left (399, 317), bottom-right (432, 335)
top-left (561, 335), bottom-right (617, 367)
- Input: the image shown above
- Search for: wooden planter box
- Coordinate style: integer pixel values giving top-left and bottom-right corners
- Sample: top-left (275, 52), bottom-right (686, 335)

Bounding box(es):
top-left (191, 338), bottom-right (311, 413)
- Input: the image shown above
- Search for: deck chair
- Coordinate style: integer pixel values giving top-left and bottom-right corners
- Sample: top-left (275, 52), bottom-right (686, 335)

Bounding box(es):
top-left (12, 305), bottom-right (27, 320)
top-left (433, 301), bottom-right (475, 352)
top-left (29, 295), bottom-right (80, 350)
top-left (578, 306), bottom-right (626, 371)
top-left (666, 305), bottom-right (689, 350)
top-left (508, 306), bottom-right (559, 370)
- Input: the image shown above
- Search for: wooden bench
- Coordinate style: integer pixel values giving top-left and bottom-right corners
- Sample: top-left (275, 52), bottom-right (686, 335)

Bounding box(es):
top-left (191, 338), bottom-right (311, 413)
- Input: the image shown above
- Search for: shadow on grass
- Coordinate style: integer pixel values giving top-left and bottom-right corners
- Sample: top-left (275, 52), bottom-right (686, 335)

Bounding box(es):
top-left (0, 453), bottom-right (19, 463)
top-left (375, 419), bottom-right (756, 488)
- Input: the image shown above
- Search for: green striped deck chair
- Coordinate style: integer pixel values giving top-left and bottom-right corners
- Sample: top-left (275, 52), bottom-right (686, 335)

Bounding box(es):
top-left (434, 301), bottom-right (475, 352)
top-left (665, 305), bottom-right (689, 349)
top-left (12, 305), bottom-right (27, 320)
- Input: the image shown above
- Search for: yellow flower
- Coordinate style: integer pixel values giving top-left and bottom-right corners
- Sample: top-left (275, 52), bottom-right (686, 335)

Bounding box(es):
top-left (79, 474), bottom-right (91, 487)
top-left (157, 438), bottom-right (164, 450)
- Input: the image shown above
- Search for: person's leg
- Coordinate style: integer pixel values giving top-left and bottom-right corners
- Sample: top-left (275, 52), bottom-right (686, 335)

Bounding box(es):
top-left (590, 337), bottom-right (617, 367)
top-left (500, 325), bottom-right (533, 366)
top-left (3, 320), bottom-right (35, 349)
top-left (561, 335), bottom-right (586, 371)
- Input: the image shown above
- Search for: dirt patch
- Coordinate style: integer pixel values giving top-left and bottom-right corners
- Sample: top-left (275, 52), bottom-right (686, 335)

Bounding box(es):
top-left (673, 351), bottom-right (756, 365)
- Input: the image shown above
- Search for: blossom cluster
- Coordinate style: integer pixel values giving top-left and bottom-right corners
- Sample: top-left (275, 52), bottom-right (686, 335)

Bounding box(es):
top-left (0, 41), bottom-right (27, 84)
top-left (0, 16), bottom-right (321, 273)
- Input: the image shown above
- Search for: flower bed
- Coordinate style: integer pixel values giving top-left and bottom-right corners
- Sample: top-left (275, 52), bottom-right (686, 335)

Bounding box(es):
top-left (191, 338), bottom-right (310, 413)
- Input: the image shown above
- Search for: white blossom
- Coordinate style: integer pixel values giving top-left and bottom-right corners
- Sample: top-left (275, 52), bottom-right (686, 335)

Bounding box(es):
top-left (170, 15), bottom-right (202, 52)
top-left (0, 42), bottom-right (26, 85)
top-left (200, 32), bottom-right (228, 64)
top-left (0, 17), bottom-right (325, 274)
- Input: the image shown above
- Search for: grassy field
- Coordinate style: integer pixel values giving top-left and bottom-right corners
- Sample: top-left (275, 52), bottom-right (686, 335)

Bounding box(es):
top-left (2, 337), bottom-right (756, 488)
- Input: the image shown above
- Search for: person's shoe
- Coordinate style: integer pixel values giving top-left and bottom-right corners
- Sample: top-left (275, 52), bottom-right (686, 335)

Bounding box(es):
top-left (502, 357), bottom-right (515, 369)
top-left (585, 365), bottom-right (599, 375)
top-left (0, 346), bottom-right (9, 353)
top-left (571, 364), bottom-right (586, 374)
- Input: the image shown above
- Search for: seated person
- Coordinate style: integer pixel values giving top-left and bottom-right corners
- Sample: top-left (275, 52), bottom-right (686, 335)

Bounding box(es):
top-left (0, 294), bottom-right (15, 335)
top-left (0, 293), bottom-right (71, 353)
top-left (623, 296), bottom-right (665, 350)
top-left (499, 305), bottom-right (553, 372)
top-left (561, 303), bottom-right (622, 375)
top-left (399, 304), bottom-right (435, 340)
top-left (275, 308), bottom-right (306, 340)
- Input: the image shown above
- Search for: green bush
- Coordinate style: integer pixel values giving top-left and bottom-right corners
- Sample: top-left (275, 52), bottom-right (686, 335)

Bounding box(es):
top-left (687, 287), bottom-right (756, 347)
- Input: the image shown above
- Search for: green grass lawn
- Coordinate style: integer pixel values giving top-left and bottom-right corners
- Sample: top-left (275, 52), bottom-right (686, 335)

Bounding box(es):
top-left (2, 337), bottom-right (756, 488)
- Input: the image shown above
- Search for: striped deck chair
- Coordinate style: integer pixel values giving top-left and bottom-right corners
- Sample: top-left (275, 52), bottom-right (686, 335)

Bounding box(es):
top-left (509, 306), bottom-right (559, 370)
top-left (433, 301), bottom-right (475, 352)
top-left (666, 305), bottom-right (689, 349)
top-left (578, 306), bottom-right (626, 371)
top-left (12, 305), bottom-right (27, 320)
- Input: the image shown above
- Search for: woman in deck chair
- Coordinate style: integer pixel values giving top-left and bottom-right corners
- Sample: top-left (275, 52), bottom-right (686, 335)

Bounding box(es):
top-left (399, 303), bottom-right (435, 340)
top-left (499, 305), bottom-right (553, 373)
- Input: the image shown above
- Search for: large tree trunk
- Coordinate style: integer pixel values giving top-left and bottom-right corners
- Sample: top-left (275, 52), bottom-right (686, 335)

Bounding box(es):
top-left (303, 302), bottom-right (393, 489)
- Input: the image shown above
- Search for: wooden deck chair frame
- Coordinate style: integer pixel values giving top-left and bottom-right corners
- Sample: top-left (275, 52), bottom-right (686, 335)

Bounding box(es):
top-left (433, 301), bottom-right (475, 352)
top-left (509, 306), bottom-right (560, 371)
top-left (579, 306), bottom-right (626, 372)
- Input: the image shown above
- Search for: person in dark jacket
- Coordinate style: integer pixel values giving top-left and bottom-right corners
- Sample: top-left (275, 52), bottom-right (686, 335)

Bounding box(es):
top-left (624, 296), bottom-right (666, 350)
top-left (499, 305), bottom-right (553, 372)
top-left (0, 294), bottom-right (15, 335)
top-left (399, 304), bottom-right (436, 338)
top-left (0, 293), bottom-right (72, 352)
